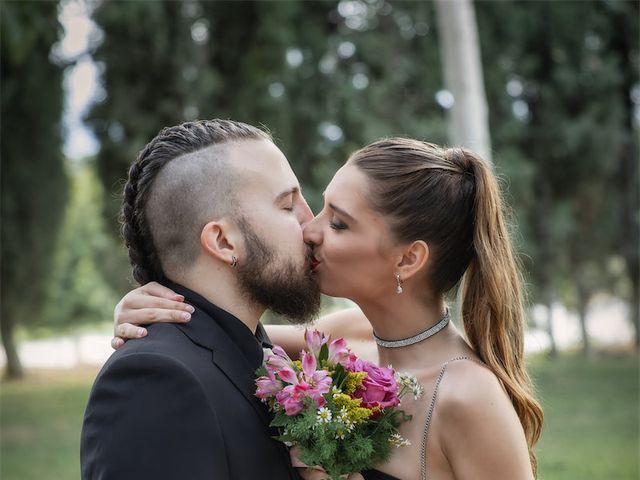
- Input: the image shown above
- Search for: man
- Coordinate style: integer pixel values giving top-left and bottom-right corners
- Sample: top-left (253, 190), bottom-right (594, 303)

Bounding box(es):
top-left (81, 120), bottom-right (320, 479)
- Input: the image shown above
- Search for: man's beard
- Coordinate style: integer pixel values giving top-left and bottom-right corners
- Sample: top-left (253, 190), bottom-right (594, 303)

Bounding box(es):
top-left (236, 219), bottom-right (321, 324)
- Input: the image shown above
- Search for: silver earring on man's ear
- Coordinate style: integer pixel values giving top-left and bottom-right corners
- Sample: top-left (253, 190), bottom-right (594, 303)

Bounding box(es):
top-left (230, 255), bottom-right (238, 268)
top-left (395, 273), bottom-right (403, 294)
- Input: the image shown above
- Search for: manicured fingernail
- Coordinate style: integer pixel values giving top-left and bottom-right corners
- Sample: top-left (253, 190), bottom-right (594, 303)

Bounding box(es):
top-left (138, 328), bottom-right (146, 337)
top-left (186, 305), bottom-right (195, 313)
top-left (182, 312), bottom-right (191, 320)
top-left (116, 339), bottom-right (124, 347)
top-left (174, 294), bottom-right (184, 300)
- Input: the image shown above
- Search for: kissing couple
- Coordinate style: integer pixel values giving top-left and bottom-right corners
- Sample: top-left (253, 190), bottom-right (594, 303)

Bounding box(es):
top-left (81, 119), bottom-right (542, 480)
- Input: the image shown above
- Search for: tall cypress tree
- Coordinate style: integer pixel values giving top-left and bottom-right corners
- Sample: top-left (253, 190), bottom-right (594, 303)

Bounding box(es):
top-left (1, 1), bottom-right (68, 378)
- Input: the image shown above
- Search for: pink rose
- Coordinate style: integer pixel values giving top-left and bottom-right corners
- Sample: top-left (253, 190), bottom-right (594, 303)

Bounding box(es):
top-left (351, 360), bottom-right (400, 410)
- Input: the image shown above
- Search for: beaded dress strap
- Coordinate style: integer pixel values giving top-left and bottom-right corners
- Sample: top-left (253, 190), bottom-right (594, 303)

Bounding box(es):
top-left (419, 356), bottom-right (483, 480)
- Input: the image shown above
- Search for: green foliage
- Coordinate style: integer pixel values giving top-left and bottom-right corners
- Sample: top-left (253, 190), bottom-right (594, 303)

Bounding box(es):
top-left (475, 1), bottom-right (638, 323)
top-left (88, 1), bottom-right (447, 219)
top-left (43, 162), bottom-right (123, 331)
top-left (88, 1), bottom-right (207, 236)
top-left (0, 0), bottom-right (68, 376)
top-left (82, 1), bottom-right (638, 347)
top-left (277, 394), bottom-right (403, 480)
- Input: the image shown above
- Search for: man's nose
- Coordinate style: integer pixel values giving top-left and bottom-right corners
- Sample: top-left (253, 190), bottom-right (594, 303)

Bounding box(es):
top-left (297, 197), bottom-right (314, 225)
top-left (302, 215), bottom-right (322, 246)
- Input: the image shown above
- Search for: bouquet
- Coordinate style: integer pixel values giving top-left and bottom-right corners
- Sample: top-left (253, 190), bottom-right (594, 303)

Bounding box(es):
top-left (255, 330), bottom-right (423, 479)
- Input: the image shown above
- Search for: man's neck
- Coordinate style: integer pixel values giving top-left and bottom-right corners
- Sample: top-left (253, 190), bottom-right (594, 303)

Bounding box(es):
top-left (177, 266), bottom-right (265, 334)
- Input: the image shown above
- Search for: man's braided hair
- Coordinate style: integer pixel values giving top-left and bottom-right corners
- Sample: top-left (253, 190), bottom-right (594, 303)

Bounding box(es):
top-left (120, 119), bottom-right (270, 284)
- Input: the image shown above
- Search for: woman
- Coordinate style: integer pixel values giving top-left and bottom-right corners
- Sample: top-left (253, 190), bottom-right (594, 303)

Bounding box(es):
top-left (113, 138), bottom-right (543, 479)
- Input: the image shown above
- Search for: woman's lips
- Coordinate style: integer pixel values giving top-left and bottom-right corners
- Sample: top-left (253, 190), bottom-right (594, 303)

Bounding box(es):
top-left (310, 255), bottom-right (321, 271)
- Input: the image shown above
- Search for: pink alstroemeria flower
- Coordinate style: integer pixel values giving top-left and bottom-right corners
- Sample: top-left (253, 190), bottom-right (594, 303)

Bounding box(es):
top-left (255, 367), bottom-right (283, 398)
top-left (276, 383), bottom-right (310, 416)
top-left (274, 350), bottom-right (333, 416)
top-left (327, 337), bottom-right (352, 366)
top-left (266, 345), bottom-right (294, 371)
top-left (265, 345), bottom-right (299, 385)
top-left (304, 329), bottom-right (328, 357)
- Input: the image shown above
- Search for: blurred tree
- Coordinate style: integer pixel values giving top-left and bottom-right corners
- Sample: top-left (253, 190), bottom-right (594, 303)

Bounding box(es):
top-left (0, 1), bottom-right (68, 378)
top-left (477, 0), bottom-right (635, 355)
top-left (87, 0), bottom-right (636, 357)
top-left (606, 1), bottom-right (640, 349)
top-left (88, 0), bottom-right (446, 222)
top-left (44, 162), bottom-right (120, 338)
top-left (88, 1), bottom-right (208, 250)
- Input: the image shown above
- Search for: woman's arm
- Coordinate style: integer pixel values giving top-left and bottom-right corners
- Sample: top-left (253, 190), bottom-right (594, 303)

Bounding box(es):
top-left (112, 283), bottom-right (376, 359)
top-left (265, 308), bottom-right (375, 360)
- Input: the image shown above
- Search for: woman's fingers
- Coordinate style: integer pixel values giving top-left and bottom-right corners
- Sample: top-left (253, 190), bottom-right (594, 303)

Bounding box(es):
top-left (115, 322), bottom-right (148, 340)
top-left (140, 281), bottom-right (184, 301)
top-left (120, 295), bottom-right (193, 314)
top-left (289, 446), bottom-right (306, 468)
top-left (297, 469), bottom-right (330, 480)
top-left (111, 283), bottom-right (192, 350)
top-left (117, 307), bottom-right (191, 328)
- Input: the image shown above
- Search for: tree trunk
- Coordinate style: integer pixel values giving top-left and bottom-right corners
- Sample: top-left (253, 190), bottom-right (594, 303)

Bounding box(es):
top-left (434, 0), bottom-right (492, 162)
top-left (0, 316), bottom-right (24, 379)
top-left (543, 284), bottom-right (558, 357)
top-left (573, 265), bottom-right (592, 357)
top-left (536, 178), bottom-right (558, 357)
top-left (631, 271), bottom-right (639, 350)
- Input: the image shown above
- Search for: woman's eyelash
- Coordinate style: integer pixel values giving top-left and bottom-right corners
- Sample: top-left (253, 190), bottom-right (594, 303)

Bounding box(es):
top-left (330, 219), bottom-right (347, 230)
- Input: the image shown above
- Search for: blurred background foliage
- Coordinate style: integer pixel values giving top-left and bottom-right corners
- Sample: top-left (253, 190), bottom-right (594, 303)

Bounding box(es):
top-left (0, 0), bottom-right (638, 478)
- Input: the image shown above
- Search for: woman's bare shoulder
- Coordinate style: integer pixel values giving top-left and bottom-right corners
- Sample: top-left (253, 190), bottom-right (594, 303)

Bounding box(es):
top-left (437, 359), bottom-right (510, 416)
top-left (435, 359), bottom-right (532, 477)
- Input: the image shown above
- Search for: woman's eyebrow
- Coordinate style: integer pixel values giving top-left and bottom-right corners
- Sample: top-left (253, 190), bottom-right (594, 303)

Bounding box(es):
top-left (329, 203), bottom-right (355, 222)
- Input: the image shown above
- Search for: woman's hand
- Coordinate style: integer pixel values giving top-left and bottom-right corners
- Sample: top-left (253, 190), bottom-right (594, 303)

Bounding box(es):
top-left (112, 282), bottom-right (194, 349)
top-left (290, 447), bottom-right (364, 480)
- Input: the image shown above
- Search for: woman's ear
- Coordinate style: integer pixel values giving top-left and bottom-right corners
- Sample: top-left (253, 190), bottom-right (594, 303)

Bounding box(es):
top-left (200, 218), bottom-right (240, 266)
top-left (395, 240), bottom-right (429, 280)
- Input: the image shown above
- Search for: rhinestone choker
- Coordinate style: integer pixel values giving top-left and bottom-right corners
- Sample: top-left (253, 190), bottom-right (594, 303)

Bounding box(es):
top-left (373, 309), bottom-right (451, 348)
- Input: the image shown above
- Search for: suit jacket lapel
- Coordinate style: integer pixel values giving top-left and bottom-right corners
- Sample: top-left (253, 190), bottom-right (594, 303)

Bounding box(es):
top-left (176, 315), bottom-right (271, 427)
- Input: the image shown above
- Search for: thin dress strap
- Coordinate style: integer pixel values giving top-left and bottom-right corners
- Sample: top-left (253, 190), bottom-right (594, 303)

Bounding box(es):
top-left (419, 356), bottom-right (476, 480)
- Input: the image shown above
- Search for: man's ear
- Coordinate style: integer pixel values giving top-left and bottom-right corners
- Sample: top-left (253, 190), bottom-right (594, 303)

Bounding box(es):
top-left (200, 218), bottom-right (241, 266)
top-left (395, 240), bottom-right (429, 280)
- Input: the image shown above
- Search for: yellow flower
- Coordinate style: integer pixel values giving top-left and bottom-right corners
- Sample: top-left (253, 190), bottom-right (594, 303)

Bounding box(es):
top-left (343, 371), bottom-right (368, 395)
top-left (332, 393), bottom-right (373, 424)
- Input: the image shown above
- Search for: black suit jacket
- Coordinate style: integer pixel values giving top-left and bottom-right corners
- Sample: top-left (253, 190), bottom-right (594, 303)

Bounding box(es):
top-left (80, 284), bottom-right (299, 480)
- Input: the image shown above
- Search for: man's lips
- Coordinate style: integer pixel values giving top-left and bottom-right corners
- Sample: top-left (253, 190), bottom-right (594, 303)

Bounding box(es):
top-left (310, 255), bottom-right (321, 271)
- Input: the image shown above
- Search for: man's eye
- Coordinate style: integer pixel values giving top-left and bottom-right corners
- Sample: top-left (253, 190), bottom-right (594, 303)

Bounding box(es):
top-left (283, 206), bottom-right (294, 211)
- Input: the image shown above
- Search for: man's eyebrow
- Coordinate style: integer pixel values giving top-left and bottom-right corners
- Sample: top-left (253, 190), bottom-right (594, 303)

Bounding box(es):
top-left (275, 187), bottom-right (299, 203)
top-left (329, 203), bottom-right (355, 222)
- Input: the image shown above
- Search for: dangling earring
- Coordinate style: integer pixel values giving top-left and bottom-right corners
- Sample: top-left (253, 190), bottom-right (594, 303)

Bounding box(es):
top-left (230, 255), bottom-right (238, 268)
top-left (395, 273), bottom-right (403, 294)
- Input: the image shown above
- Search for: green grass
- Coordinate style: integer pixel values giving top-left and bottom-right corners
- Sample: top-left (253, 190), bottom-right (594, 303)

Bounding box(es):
top-left (0, 369), bottom-right (95, 480)
top-left (0, 356), bottom-right (638, 480)
top-left (531, 355), bottom-right (639, 480)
